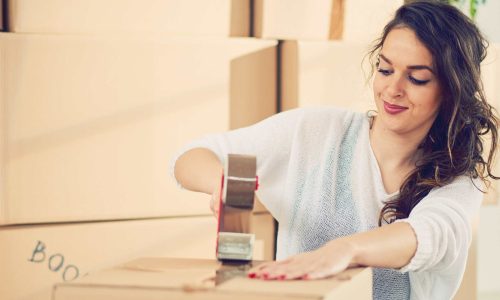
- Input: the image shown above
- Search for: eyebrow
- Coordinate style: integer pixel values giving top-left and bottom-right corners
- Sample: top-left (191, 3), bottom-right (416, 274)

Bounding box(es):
top-left (379, 54), bottom-right (434, 73)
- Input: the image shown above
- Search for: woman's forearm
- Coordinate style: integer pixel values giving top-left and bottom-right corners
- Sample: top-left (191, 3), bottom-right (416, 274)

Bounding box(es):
top-left (339, 221), bottom-right (417, 269)
top-left (174, 148), bottom-right (223, 194)
top-left (248, 221), bottom-right (418, 280)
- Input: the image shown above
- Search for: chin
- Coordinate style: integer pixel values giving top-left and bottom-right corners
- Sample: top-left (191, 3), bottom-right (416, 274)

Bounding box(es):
top-left (377, 115), bottom-right (410, 134)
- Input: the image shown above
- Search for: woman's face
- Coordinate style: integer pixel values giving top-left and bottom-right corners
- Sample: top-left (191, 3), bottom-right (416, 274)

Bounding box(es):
top-left (373, 27), bottom-right (442, 140)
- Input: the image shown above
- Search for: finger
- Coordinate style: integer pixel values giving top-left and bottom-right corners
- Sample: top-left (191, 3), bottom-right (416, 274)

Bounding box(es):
top-left (261, 259), bottom-right (298, 280)
top-left (248, 263), bottom-right (270, 274)
top-left (279, 261), bottom-right (317, 280)
top-left (211, 198), bottom-right (220, 219)
top-left (249, 258), bottom-right (291, 273)
top-left (209, 196), bottom-right (214, 212)
top-left (249, 265), bottom-right (282, 279)
top-left (248, 262), bottom-right (276, 277)
top-left (256, 261), bottom-right (299, 280)
top-left (263, 267), bottom-right (289, 280)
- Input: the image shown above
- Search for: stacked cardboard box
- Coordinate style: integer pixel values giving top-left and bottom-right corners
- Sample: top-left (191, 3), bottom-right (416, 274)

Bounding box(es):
top-left (0, 33), bottom-right (276, 224)
top-left (0, 214), bottom-right (276, 300)
top-left (482, 44), bottom-right (500, 205)
top-left (255, 0), bottom-right (403, 113)
top-left (281, 40), bottom-right (375, 113)
top-left (254, 0), bottom-right (402, 42)
top-left (7, 0), bottom-right (250, 36)
top-left (1, 2), bottom-right (278, 300)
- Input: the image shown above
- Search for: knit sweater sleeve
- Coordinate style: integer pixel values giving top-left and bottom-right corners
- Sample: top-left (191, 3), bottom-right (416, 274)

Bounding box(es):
top-left (394, 175), bottom-right (483, 299)
top-left (169, 109), bottom-right (303, 220)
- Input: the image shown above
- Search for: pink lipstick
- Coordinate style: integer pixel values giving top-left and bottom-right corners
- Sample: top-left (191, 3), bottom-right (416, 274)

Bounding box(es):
top-left (383, 101), bottom-right (408, 115)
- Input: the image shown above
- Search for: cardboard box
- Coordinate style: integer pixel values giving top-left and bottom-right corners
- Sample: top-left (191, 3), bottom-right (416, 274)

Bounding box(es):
top-left (253, 0), bottom-right (402, 42)
top-left (0, 213), bottom-right (275, 300)
top-left (281, 40), bottom-right (375, 112)
top-left (482, 43), bottom-right (500, 205)
top-left (7, 0), bottom-right (249, 36)
top-left (0, 33), bottom-right (276, 225)
top-left (454, 216), bottom-right (478, 300)
top-left (52, 257), bottom-right (372, 300)
top-left (342, 0), bottom-right (403, 43)
top-left (254, 0), bottom-right (344, 40)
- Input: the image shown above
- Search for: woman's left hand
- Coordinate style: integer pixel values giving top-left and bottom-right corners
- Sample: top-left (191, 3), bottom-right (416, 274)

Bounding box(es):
top-left (247, 239), bottom-right (357, 280)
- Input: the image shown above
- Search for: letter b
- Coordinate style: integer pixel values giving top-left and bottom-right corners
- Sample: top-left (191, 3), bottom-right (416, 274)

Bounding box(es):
top-left (28, 240), bottom-right (46, 263)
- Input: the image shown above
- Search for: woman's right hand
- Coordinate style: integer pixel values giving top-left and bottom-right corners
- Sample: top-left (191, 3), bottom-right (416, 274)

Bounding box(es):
top-left (209, 170), bottom-right (223, 219)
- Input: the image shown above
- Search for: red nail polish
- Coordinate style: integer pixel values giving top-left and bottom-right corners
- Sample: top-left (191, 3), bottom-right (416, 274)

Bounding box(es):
top-left (302, 274), bottom-right (309, 280)
top-left (248, 273), bottom-right (256, 278)
top-left (278, 274), bottom-right (286, 280)
top-left (263, 273), bottom-right (269, 279)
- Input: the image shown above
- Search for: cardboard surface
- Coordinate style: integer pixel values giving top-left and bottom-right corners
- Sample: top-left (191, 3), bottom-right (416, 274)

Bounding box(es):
top-left (0, 213), bottom-right (275, 300)
top-left (454, 216), bottom-right (478, 300)
top-left (281, 40), bottom-right (375, 113)
top-left (253, 0), bottom-right (402, 42)
top-left (0, 34), bottom-right (276, 224)
top-left (253, 0), bottom-right (343, 40)
top-left (482, 43), bottom-right (500, 205)
top-left (52, 257), bottom-right (372, 300)
top-left (342, 0), bottom-right (403, 43)
top-left (7, 0), bottom-right (249, 36)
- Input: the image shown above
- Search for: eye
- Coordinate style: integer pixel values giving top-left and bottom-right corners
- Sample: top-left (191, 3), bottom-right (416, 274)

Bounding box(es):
top-left (408, 76), bottom-right (430, 86)
top-left (377, 68), bottom-right (393, 76)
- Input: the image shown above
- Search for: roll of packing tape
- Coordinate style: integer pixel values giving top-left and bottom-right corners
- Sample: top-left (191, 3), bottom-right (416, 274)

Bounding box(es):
top-left (217, 154), bottom-right (258, 262)
top-left (222, 154), bottom-right (257, 209)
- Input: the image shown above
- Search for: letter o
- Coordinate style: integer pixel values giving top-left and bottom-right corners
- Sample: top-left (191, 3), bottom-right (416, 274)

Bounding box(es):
top-left (48, 254), bottom-right (65, 272)
top-left (62, 265), bottom-right (80, 281)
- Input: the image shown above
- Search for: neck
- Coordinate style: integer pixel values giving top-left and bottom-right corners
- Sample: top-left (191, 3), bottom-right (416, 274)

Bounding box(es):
top-left (369, 117), bottom-right (424, 169)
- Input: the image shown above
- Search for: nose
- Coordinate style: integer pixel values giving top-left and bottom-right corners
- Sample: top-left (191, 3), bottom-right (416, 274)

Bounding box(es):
top-left (385, 74), bottom-right (405, 98)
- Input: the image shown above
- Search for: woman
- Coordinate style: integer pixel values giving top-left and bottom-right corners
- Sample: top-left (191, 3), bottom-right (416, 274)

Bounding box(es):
top-left (171, 1), bottom-right (498, 299)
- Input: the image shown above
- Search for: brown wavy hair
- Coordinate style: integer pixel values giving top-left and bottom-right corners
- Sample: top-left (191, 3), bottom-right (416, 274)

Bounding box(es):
top-left (367, 0), bottom-right (499, 225)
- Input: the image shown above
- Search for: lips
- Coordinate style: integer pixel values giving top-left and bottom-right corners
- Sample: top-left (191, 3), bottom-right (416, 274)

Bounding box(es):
top-left (383, 101), bottom-right (408, 115)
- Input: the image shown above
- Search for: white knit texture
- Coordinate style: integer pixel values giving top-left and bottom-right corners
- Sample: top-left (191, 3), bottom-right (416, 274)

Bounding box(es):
top-left (170, 107), bottom-right (483, 300)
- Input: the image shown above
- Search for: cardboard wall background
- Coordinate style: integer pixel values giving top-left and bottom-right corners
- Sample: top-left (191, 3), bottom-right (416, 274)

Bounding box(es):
top-left (0, 34), bottom-right (276, 225)
top-left (254, 0), bottom-right (402, 42)
top-left (7, 0), bottom-right (249, 36)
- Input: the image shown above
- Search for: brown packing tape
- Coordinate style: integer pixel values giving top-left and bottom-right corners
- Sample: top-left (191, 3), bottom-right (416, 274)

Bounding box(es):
top-left (227, 155), bottom-right (257, 179)
top-left (224, 154), bottom-right (257, 209)
top-left (220, 209), bottom-right (252, 233)
top-left (217, 154), bottom-right (257, 261)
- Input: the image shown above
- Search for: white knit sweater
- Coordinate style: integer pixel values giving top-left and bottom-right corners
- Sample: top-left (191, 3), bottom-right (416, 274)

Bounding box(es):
top-left (171, 107), bottom-right (483, 300)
